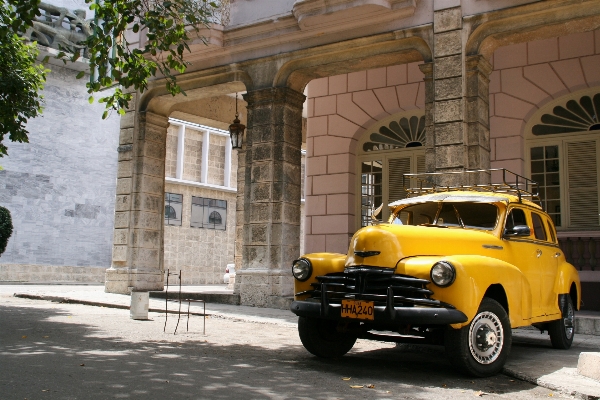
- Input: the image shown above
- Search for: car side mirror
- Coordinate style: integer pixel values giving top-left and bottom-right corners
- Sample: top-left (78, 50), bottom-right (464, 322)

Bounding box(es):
top-left (504, 225), bottom-right (531, 237)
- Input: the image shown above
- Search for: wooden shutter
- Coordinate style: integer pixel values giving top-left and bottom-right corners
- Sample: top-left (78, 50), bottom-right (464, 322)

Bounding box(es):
top-left (567, 140), bottom-right (599, 227)
top-left (388, 157), bottom-right (411, 202)
top-left (416, 154), bottom-right (426, 173)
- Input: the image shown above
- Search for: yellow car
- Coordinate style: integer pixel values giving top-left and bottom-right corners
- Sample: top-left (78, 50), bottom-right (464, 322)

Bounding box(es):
top-left (290, 173), bottom-right (580, 377)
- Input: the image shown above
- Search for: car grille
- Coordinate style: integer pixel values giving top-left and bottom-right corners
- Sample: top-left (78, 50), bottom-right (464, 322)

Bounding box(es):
top-left (297, 266), bottom-right (452, 308)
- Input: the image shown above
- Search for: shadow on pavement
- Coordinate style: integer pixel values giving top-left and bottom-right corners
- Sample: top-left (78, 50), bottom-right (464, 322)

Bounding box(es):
top-left (0, 303), bottom-right (544, 400)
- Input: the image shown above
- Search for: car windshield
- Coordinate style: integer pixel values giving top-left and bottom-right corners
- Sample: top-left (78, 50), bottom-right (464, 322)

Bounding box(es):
top-left (393, 202), bottom-right (498, 230)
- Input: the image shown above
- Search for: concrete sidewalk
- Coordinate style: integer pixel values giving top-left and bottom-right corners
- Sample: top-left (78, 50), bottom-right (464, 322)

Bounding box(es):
top-left (2, 284), bottom-right (600, 399)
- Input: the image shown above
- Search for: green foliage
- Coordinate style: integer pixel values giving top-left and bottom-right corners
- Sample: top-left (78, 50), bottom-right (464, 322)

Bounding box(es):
top-left (0, 206), bottom-right (13, 256)
top-left (0, 0), bottom-right (218, 155)
top-left (79, 0), bottom-right (218, 118)
top-left (0, 0), bottom-right (47, 157)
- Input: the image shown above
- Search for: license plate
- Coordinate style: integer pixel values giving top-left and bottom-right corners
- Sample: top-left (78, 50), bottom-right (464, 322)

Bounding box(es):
top-left (341, 300), bottom-right (374, 320)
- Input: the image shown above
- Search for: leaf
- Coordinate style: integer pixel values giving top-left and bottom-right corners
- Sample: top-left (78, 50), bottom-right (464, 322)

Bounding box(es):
top-left (341, 377), bottom-right (351, 381)
top-left (474, 391), bottom-right (486, 397)
top-left (79, 364), bottom-right (85, 367)
top-left (366, 384), bottom-right (375, 389)
top-left (88, 96), bottom-right (94, 104)
top-left (21, 336), bottom-right (27, 339)
top-left (349, 385), bottom-right (363, 389)
top-left (76, 71), bottom-right (85, 79)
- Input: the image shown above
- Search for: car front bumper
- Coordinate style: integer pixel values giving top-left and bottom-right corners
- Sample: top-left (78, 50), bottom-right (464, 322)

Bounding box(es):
top-left (290, 300), bottom-right (468, 325)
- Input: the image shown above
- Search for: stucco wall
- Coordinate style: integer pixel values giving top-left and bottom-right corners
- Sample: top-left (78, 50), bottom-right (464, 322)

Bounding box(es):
top-left (305, 62), bottom-right (425, 255)
top-left (489, 29), bottom-right (600, 174)
top-left (0, 64), bottom-right (119, 282)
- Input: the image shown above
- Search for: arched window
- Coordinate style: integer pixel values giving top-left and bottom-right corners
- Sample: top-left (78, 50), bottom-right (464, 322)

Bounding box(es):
top-left (526, 89), bottom-right (600, 229)
top-left (357, 112), bottom-right (427, 227)
top-left (209, 211), bottom-right (222, 225)
top-left (165, 205), bottom-right (177, 220)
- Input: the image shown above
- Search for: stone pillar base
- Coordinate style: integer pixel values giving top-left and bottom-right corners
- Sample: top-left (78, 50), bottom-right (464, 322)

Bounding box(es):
top-left (236, 269), bottom-right (293, 309)
top-left (105, 268), bottom-right (164, 294)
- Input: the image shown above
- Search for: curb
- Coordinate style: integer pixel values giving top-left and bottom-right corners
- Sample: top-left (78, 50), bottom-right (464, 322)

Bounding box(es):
top-left (149, 291), bottom-right (240, 305)
top-left (502, 367), bottom-right (600, 400)
top-left (12, 293), bottom-right (208, 316)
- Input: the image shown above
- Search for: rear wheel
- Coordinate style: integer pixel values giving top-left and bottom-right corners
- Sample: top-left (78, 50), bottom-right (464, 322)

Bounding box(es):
top-left (298, 317), bottom-right (357, 358)
top-left (445, 298), bottom-right (512, 377)
top-left (548, 295), bottom-right (575, 349)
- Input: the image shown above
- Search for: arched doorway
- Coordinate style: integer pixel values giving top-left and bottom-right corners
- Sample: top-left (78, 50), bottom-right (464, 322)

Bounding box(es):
top-left (357, 111), bottom-right (426, 226)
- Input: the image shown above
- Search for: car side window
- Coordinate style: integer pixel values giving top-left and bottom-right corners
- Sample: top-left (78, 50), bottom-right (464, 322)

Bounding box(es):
top-left (531, 213), bottom-right (547, 241)
top-left (505, 208), bottom-right (527, 231)
top-left (545, 218), bottom-right (557, 243)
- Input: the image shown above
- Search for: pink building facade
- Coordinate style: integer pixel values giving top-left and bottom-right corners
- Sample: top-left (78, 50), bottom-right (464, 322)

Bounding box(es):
top-left (305, 30), bottom-right (600, 310)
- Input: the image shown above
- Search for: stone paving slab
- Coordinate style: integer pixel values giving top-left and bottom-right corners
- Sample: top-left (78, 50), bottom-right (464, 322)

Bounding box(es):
top-left (3, 284), bottom-right (600, 399)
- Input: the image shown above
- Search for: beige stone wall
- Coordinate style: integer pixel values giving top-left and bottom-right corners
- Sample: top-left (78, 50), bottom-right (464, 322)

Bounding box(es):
top-left (163, 182), bottom-right (236, 284)
top-left (208, 135), bottom-right (226, 186)
top-left (0, 264), bottom-right (105, 283)
top-left (165, 125), bottom-right (178, 178)
top-left (182, 128), bottom-right (204, 182)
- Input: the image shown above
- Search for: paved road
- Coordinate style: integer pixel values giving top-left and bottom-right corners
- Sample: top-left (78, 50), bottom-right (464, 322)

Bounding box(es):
top-left (0, 295), bottom-right (571, 400)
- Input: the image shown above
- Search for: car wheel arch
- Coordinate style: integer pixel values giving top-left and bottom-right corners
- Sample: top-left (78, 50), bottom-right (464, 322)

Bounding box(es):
top-left (483, 284), bottom-right (509, 316)
top-left (569, 283), bottom-right (579, 310)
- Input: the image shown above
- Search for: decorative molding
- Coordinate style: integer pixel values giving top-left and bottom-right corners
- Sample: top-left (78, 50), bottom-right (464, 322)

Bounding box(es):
top-left (166, 177), bottom-right (237, 193)
top-left (292, 0), bottom-right (417, 31)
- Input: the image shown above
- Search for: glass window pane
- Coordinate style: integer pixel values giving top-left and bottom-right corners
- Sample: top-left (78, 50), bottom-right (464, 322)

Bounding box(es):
top-left (547, 173), bottom-right (560, 185)
top-left (532, 213), bottom-right (547, 241)
top-left (531, 147), bottom-right (544, 160)
top-left (545, 160), bottom-right (560, 172)
top-left (531, 174), bottom-right (545, 186)
top-left (165, 192), bottom-right (182, 226)
top-left (545, 145), bottom-right (559, 159)
top-left (531, 161), bottom-right (544, 173)
top-left (190, 196), bottom-right (227, 230)
top-left (546, 186), bottom-right (560, 199)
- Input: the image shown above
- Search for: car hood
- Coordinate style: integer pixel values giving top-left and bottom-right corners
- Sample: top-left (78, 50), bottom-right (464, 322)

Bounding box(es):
top-left (345, 224), bottom-right (500, 268)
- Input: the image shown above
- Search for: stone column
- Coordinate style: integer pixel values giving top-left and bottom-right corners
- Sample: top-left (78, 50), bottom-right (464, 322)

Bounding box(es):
top-left (419, 62), bottom-right (435, 173)
top-left (105, 108), bottom-right (167, 294)
top-left (233, 144), bottom-right (246, 294)
top-left (235, 87), bottom-right (305, 308)
top-left (465, 54), bottom-right (492, 182)
top-left (432, 3), bottom-right (491, 185)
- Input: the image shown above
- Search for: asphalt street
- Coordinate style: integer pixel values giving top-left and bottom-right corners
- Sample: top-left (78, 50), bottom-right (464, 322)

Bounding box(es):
top-left (0, 295), bottom-right (574, 400)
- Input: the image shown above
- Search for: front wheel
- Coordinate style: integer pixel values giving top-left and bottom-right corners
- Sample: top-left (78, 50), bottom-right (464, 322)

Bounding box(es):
top-left (548, 294), bottom-right (575, 349)
top-left (298, 317), bottom-right (357, 358)
top-left (445, 298), bottom-right (512, 377)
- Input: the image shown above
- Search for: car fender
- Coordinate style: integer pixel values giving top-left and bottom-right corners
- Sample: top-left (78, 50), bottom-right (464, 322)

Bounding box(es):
top-left (554, 261), bottom-right (582, 310)
top-left (398, 255), bottom-right (529, 328)
top-left (293, 253), bottom-right (346, 299)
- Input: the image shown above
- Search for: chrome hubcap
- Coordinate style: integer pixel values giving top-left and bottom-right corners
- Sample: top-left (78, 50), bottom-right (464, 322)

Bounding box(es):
top-left (469, 311), bottom-right (504, 365)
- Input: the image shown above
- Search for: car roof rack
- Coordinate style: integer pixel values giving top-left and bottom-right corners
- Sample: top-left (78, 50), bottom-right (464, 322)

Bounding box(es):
top-left (402, 168), bottom-right (541, 205)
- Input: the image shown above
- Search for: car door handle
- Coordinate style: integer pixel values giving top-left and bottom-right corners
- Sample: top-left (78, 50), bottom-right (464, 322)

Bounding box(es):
top-left (536, 249), bottom-right (542, 258)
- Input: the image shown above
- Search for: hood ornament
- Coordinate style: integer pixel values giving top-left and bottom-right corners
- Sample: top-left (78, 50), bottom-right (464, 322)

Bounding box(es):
top-left (354, 250), bottom-right (380, 258)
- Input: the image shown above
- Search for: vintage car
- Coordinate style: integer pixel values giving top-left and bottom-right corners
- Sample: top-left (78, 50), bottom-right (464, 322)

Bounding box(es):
top-left (290, 170), bottom-right (581, 377)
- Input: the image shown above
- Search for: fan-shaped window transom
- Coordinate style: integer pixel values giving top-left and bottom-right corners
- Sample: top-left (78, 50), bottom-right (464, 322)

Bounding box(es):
top-left (533, 93), bottom-right (600, 136)
top-left (363, 115), bottom-right (425, 152)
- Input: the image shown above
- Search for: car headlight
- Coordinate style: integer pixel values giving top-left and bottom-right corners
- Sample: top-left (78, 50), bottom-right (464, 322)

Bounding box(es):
top-left (292, 258), bottom-right (312, 281)
top-left (430, 261), bottom-right (456, 287)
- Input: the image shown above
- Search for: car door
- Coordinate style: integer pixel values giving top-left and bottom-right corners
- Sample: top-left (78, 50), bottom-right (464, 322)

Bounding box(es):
top-left (534, 213), bottom-right (561, 318)
top-left (502, 206), bottom-right (544, 319)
